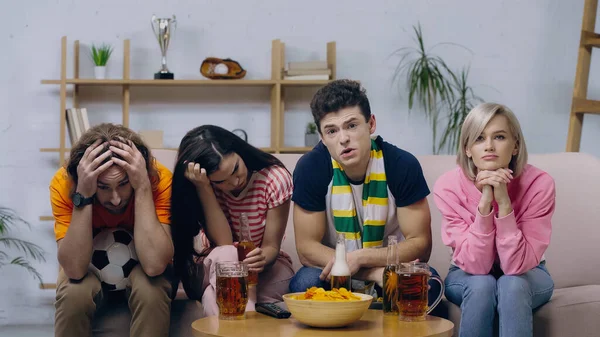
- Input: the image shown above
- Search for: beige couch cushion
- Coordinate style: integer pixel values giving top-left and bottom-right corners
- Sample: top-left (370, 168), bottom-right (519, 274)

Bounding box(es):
top-left (533, 285), bottom-right (600, 337)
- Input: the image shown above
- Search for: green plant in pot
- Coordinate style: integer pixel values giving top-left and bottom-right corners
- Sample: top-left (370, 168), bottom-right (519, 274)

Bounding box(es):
top-left (90, 43), bottom-right (113, 80)
top-left (437, 67), bottom-right (483, 154)
top-left (305, 122), bottom-right (319, 147)
top-left (392, 23), bottom-right (483, 154)
top-left (0, 206), bottom-right (46, 284)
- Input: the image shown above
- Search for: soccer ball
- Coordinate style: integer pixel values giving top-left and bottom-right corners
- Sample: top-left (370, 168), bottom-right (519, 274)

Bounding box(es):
top-left (88, 228), bottom-right (138, 291)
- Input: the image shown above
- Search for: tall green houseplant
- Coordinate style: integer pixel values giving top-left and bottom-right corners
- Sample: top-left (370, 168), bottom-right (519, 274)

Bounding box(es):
top-left (392, 23), bottom-right (483, 155)
top-left (437, 68), bottom-right (483, 154)
top-left (1, 207), bottom-right (46, 284)
top-left (392, 23), bottom-right (454, 154)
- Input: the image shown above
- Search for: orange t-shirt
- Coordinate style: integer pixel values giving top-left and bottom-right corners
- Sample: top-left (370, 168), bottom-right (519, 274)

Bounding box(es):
top-left (50, 160), bottom-right (172, 241)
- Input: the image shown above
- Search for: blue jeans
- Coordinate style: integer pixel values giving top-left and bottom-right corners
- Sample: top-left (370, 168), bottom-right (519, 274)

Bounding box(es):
top-left (289, 266), bottom-right (443, 308)
top-left (445, 263), bottom-right (554, 337)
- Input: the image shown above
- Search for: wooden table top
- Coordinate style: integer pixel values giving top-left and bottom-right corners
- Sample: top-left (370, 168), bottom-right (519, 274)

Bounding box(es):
top-left (191, 310), bottom-right (454, 337)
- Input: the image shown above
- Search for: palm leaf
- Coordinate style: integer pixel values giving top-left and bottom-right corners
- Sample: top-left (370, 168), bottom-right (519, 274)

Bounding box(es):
top-left (0, 206), bottom-right (29, 235)
top-left (0, 237), bottom-right (46, 262)
top-left (391, 22), bottom-right (483, 154)
top-left (437, 67), bottom-right (483, 154)
top-left (391, 22), bottom-right (458, 153)
top-left (0, 206), bottom-right (46, 285)
top-left (4, 257), bottom-right (44, 284)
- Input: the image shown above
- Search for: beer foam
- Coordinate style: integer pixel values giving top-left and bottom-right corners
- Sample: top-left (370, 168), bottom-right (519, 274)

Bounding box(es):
top-left (331, 241), bottom-right (351, 276)
top-left (331, 263), bottom-right (350, 276)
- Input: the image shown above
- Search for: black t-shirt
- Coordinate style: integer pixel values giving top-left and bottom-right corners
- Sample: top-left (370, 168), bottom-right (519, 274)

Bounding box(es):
top-left (291, 136), bottom-right (430, 247)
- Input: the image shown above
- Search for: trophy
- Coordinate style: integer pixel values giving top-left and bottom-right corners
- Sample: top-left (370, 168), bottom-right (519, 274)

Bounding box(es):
top-left (151, 14), bottom-right (177, 79)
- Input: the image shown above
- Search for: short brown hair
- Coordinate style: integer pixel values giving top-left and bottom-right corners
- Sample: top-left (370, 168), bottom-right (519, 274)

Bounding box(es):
top-left (65, 123), bottom-right (158, 192)
top-left (310, 79), bottom-right (371, 133)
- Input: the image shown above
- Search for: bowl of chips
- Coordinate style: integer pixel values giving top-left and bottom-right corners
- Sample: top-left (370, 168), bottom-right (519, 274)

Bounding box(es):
top-left (282, 287), bottom-right (373, 328)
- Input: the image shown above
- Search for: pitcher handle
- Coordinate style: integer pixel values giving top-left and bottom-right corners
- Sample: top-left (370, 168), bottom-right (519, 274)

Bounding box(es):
top-left (426, 274), bottom-right (444, 315)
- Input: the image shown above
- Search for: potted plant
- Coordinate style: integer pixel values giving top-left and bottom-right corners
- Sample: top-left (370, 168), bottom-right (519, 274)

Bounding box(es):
top-left (90, 43), bottom-right (113, 79)
top-left (0, 206), bottom-right (45, 284)
top-left (305, 122), bottom-right (319, 147)
top-left (392, 23), bottom-right (483, 154)
top-left (437, 67), bottom-right (483, 154)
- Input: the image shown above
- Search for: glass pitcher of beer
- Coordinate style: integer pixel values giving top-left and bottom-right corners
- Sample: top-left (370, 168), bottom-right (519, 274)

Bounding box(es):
top-left (216, 261), bottom-right (249, 320)
top-left (396, 261), bottom-right (444, 322)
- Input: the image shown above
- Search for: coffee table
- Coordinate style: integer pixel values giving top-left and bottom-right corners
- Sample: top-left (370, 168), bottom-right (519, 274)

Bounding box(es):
top-left (192, 310), bottom-right (454, 337)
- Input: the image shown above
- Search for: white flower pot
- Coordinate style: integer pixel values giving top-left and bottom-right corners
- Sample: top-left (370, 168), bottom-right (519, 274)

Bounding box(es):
top-left (94, 66), bottom-right (106, 79)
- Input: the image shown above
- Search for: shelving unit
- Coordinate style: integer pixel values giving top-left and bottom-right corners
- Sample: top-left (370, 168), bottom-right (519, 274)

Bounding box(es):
top-left (40, 37), bottom-right (334, 216)
top-left (41, 37), bottom-right (336, 165)
top-left (37, 37), bottom-right (334, 290)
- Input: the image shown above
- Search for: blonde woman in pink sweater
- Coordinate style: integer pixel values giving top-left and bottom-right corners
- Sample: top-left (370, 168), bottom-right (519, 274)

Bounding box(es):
top-left (433, 103), bottom-right (555, 337)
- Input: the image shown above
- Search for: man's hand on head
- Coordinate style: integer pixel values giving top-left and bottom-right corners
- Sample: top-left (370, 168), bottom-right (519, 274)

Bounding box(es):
top-left (109, 138), bottom-right (150, 190)
top-left (76, 139), bottom-right (114, 197)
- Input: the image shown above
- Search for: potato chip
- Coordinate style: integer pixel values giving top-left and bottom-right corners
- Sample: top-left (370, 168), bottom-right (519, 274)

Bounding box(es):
top-left (293, 287), bottom-right (361, 301)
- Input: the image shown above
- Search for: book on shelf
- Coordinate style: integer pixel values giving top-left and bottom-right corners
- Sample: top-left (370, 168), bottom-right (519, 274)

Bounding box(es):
top-left (285, 69), bottom-right (331, 76)
top-left (65, 108), bottom-right (78, 145)
top-left (65, 108), bottom-right (91, 145)
top-left (79, 108), bottom-right (90, 132)
top-left (288, 61), bottom-right (328, 70)
top-left (283, 74), bottom-right (330, 80)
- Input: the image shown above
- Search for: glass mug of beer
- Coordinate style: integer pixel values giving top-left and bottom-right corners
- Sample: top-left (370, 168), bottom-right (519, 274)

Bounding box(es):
top-left (396, 262), bottom-right (444, 322)
top-left (216, 261), bottom-right (249, 320)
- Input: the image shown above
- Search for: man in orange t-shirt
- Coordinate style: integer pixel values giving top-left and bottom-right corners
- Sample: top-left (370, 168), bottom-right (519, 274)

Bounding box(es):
top-left (50, 123), bottom-right (174, 337)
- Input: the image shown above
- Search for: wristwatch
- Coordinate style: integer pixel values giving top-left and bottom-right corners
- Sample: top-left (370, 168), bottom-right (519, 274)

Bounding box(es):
top-left (72, 192), bottom-right (94, 208)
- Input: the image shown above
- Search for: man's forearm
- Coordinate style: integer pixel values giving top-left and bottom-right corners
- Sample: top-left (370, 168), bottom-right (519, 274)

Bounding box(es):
top-left (134, 186), bottom-right (174, 277)
top-left (58, 206), bottom-right (94, 280)
top-left (398, 237), bottom-right (431, 263)
top-left (357, 237), bottom-right (431, 268)
top-left (351, 237), bottom-right (430, 287)
top-left (297, 241), bottom-right (335, 269)
top-left (353, 267), bottom-right (385, 287)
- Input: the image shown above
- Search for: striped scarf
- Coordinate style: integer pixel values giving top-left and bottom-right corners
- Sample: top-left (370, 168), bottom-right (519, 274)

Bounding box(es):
top-left (331, 139), bottom-right (388, 252)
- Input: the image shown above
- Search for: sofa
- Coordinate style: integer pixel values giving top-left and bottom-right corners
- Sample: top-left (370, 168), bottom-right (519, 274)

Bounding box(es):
top-left (97, 150), bottom-right (600, 337)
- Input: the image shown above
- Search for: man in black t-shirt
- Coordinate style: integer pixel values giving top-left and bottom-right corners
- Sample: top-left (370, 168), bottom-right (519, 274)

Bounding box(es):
top-left (290, 80), bottom-right (441, 305)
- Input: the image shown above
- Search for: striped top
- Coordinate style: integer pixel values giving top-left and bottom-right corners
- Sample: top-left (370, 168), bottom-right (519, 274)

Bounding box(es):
top-left (213, 165), bottom-right (293, 247)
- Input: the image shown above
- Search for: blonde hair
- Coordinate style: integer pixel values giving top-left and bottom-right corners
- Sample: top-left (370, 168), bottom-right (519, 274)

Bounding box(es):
top-left (457, 103), bottom-right (528, 180)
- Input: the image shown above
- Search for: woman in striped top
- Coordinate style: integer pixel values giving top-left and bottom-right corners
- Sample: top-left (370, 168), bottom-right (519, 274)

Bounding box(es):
top-left (171, 125), bottom-right (294, 316)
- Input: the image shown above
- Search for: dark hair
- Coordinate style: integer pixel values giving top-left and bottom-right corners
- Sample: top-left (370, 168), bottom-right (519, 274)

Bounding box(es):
top-left (309, 79), bottom-right (372, 133)
top-left (170, 125), bottom-right (286, 281)
top-left (65, 123), bottom-right (158, 194)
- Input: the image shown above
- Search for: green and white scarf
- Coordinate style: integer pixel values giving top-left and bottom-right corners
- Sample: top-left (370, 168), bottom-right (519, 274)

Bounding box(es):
top-left (331, 139), bottom-right (389, 252)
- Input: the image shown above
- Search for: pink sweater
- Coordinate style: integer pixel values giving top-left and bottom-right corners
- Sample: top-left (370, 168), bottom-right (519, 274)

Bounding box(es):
top-left (433, 164), bottom-right (555, 276)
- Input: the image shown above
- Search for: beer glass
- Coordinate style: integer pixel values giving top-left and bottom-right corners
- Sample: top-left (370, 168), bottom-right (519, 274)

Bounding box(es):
top-left (396, 262), bottom-right (444, 322)
top-left (216, 261), bottom-right (249, 320)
